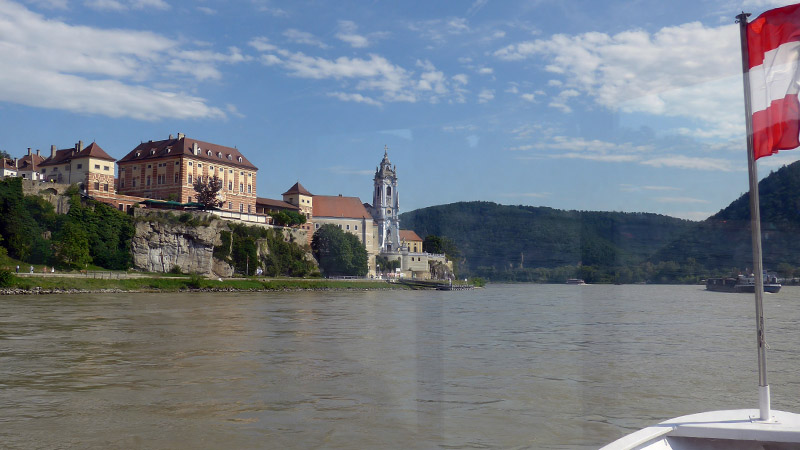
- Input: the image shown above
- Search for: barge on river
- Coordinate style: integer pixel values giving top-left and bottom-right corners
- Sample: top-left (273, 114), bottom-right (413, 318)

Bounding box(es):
top-left (705, 274), bottom-right (781, 294)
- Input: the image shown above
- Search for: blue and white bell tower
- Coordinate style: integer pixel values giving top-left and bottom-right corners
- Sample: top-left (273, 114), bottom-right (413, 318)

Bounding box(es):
top-left (373, 146), bottom-right (401, 252)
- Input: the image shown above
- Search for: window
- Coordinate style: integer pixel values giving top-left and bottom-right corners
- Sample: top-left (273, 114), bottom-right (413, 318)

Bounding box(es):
top-left (175, 161), bottom-right (179, 165)
top-left (188, 162), bottom-right (193, 166)
top-left (133, 166), bottom-right (138, 171)
top-left (77, 164), bottom-right (82, 169)
top-left (315, 223), bottom-right (319, 230)
top-left (210, 165), bottom-right (214, 171)
top-left (103, 183), bottom-right (109, 192)
top-left (188, 196), bottom-right (192, 203)
top-left (207, 150), bottom-right (212, 156)
top-left (228, 181), bottom-right (232, 190)
top-left (147, 164), bottom-right (152, 169)
top-left (136, 152), bottom-right (141, 157)
top-left (240, 203), bottom-right (244, 212)
top-left (248, 185), bottom-right (251, 193)
top-left (355, 225), bottom-right (358, 230)
top-left (227, 154), bottom-right (232, 160)
top-left (346, 224), bottom-right (350, 230)
top-left (132, 179), bottom-right (137, 187)
top-left (229, 169), bottom-right (233, 173)
top-left (248, 205), bottom-right (251, 213)
top-left (104, 166), bottom-right (109, 171)
top-left (188, 175), bottom-right (192, 184)
top-left (42, 169), bottom-right (46, 174)
top-left (120, 179), bottom-right (125, 188)
top-left (240, 183), bottom-right (243, 193)
top-left (217, 152), bottom-right (222, 158)
top-left (238, 156), bottom-right (243, 162)
top-left (118, 204), bottom-right (123, 211)
top-left (95, 164), bottom-right (100, 169)
top-left (146, 176), bottom-right (151, 186)
top-left (174, 173), bottom-right (179, 183)
top-left (198, 163), bottom-right (202, 168)
top-left (228, 202), bottom-right (232, 209)
top-left (94, 182), bottom-right (99, 190)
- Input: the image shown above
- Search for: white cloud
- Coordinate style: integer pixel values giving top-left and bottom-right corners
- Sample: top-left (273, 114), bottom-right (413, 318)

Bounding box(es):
top-left (251, 0), bottom-right (287, 16)
top-left (85, 0), bottom-right (125, 11)
top-left (85, 0), bottom-right (169, 11)
top-left (477, 67), bottom-right (493, 75)
top-left (328, 92), bottom-right (382, 107)
top-left (336, 20), bottom-right (369, 48)
top-left (521, 93), bottom-right (536, 102)
top-left (478, 88), bottom-right (494, 103)
top-left (131, 0), bottom-right (168, 10)
top-left (0, 1), bottom-right (236, 120)
top-left (283, 28), bottom-right (328, 48)
top-left (641, 155), bottom-right (737, 171)
top-left (252, 44), bottom-right (465, 104)
top-left (249, 37), bottom-right (278, 52)
top-left (197, 6), bottom-right (215, 15)
top-left (496, 22), bottom-right (745, 140)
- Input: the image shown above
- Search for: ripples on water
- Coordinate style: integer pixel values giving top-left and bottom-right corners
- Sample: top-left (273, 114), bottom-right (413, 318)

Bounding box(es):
top-left (1, 285), bottom-right (799, 449)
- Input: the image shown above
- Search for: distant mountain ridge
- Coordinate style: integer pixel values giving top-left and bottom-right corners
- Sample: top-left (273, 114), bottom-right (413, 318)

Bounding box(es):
top-left (400, 160), bottom-right (800, 280)
top-left (399, 201), bottom-right (695, 277)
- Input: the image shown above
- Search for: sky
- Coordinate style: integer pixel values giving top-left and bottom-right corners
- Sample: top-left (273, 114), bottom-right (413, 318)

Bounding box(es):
top-left (1, 0), bottom-right (799, 221)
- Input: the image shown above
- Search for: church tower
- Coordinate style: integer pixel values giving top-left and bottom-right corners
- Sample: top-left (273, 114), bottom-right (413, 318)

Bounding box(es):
top-left (373, 146), bottom-right (401, 252)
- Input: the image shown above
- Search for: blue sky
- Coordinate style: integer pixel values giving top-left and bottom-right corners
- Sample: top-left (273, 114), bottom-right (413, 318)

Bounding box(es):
top-left (1, 0), bottom-right (798, 220)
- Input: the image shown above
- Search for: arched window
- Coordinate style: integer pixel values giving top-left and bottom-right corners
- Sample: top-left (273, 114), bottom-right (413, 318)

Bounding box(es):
top-left (238, 156), bottom-right (243, 163)
top-left (387, 186), bottom-right (391, 196)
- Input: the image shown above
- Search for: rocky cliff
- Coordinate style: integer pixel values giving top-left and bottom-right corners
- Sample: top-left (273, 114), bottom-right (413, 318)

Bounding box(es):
top-left (131, 212), bottom-right (234, 277)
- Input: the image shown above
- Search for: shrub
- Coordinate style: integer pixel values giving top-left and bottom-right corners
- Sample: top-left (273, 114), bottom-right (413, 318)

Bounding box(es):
top-left (0, 268), bottom-right (15, 287)
top-left (170, 265), bottom-right (183, 274)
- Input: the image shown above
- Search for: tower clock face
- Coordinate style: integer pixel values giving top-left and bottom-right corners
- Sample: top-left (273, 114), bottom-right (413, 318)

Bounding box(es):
top-left (386, 208), bottom-right (391, 214)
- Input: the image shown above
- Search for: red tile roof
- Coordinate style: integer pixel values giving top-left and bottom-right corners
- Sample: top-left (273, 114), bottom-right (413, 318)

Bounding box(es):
top-left (40, 142), bottom-right (115, 167)
top-left (118, 136), bottom-right (257, 170)
top-left (313, 195), bottom-right (372, 219)
top-left (2, 158), bottom-right (17, 171)
top-left (399, 230), bottom-right (423, 242)
top-left (256, 197), bottom-right (300, 211)
top-left (18, 153), bottom-right (45, 171)
top-left (282, 182), bottom-right (312, 196)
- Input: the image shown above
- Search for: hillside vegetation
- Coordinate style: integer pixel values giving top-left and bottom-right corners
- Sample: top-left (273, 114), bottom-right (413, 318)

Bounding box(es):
top-left (400, 161), bottom-right (800, 283)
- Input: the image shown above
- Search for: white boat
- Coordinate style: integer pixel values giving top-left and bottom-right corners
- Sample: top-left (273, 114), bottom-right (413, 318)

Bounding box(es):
top-left (601, 409), bottom-right (800, 449)
top-left (602, 9), bottom-right (800, 448)
top-left (565, 278), bottom-right (586, 285)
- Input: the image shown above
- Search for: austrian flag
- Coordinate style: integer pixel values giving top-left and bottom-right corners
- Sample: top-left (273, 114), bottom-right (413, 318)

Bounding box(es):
top-left (747, 3), bottom-right (800, 159)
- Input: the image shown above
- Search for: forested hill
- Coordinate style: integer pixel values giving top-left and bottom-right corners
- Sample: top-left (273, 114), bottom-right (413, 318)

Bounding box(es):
top-left (399, 202), bottom-right (694, 278)
top-left (652, 161), bottom-right (800, 271)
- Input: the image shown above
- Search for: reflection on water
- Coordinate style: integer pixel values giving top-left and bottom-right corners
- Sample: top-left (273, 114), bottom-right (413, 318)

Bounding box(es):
top-left (1, 285), bottom-right (799, 449)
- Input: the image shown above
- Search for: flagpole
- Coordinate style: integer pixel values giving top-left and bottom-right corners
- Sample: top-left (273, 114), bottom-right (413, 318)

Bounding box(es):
top-left (737, 11), bottom-right (770, 422)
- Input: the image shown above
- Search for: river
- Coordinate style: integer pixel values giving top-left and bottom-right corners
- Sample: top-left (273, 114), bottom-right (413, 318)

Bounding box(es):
top-left (1, 284), bottom-right (799, 449)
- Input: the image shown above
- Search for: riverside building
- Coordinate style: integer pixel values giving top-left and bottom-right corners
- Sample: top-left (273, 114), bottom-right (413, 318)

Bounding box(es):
top-left (117, 134), bottom-right (258, 213)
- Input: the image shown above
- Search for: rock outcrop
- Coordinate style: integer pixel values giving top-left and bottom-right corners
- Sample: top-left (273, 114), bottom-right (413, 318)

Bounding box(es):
top-left (131, 214), bottom-right (234, 277)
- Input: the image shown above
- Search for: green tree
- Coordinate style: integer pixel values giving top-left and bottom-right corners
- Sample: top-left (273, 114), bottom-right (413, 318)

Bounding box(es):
top-left (269, 210), bottom-right (307, 226)
top-left (0, 150), bottom-right (11, 159)
top-left (311, 224), bottom-right (368, 276)
top-left (55, 221), bottom-right (91, 268)
top-left (193, 175), bottom-right (223, 210)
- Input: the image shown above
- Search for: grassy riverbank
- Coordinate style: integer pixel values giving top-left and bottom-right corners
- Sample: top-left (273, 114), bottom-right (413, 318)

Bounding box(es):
top-left (0, 273), bottom-right (407, 294)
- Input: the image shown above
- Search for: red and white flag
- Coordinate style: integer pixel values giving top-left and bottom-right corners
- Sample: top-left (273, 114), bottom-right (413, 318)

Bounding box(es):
top-left (747, 3), bottom-right (800, 159)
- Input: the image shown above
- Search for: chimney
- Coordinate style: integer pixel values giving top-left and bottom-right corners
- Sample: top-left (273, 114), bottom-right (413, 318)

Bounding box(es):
top-left (50, 145), bottom-right (56, 159)
top-left (178, 133), bottom-right (185, 140)
top-left (13, 158), bottom-right (18, 168)
top-left (36, 149), bottom-right (40, 157)
top-left (27, 147), bottom-right (31, 156)
top-left (76, 140), bottom-right (83, 152)
top-left (169, 134), bottom-right (174, 140)
top-left (192, 142), bottom-right (199, 155)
